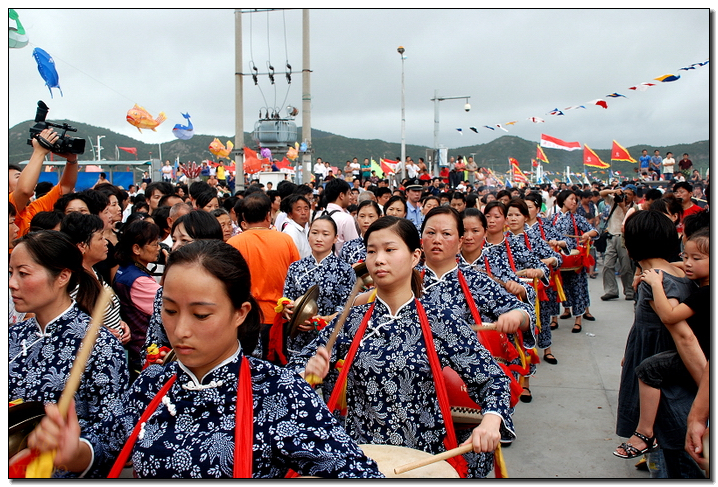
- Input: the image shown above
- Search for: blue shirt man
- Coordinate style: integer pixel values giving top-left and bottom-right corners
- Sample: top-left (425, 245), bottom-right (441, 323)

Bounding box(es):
top-left (639, 150), bottom-right (651, 170)
top-left (405, 183), bottom-right (425, 229)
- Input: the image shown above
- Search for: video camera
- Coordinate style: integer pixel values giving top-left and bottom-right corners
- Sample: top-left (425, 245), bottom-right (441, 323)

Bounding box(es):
top-left (27, 101), bottom-right (85, 155)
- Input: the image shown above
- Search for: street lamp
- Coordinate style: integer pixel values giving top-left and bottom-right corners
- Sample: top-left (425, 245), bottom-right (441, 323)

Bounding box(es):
top-left (430, 90), bottom-right (471, 176)
top-left (398, 46), bottom-right (406, 181)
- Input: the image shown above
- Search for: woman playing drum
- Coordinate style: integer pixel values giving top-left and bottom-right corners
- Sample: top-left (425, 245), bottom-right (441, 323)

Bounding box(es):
top-left (23, 240), bottom-right (383, 478)
top-left (550, 190), bottom-right (598, 334)
top-left (293, 216), bottom-right (516, 478)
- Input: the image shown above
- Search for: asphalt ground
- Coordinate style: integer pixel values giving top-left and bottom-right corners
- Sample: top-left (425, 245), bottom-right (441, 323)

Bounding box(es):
top-left (499, 259), bottom-right (651, 479)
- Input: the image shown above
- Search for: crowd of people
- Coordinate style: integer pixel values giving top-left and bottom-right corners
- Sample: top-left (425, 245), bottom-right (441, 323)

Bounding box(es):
top-left (8, 131), bottom-right (710, 478)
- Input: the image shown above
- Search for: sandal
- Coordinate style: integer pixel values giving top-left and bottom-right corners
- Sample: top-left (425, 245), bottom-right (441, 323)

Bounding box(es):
top-left (543, 353), bottom-right (558, 365)
top-left (550, 320), bottom-right (559, 330)
top-left (613, 431), bottom-right (656, 459)
top-left (571, 324), bottom-right (582, 333)
top-left (560, 310), bottom-right (571, 319)
top-left (583, 313), bottom-right (596, 321)
top-left (519, 387), bottom-right (533, 403)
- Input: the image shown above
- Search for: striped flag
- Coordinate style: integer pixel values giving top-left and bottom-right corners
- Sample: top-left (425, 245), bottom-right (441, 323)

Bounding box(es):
top-left (370, 158), bottom-right (384, 178)
top-left (536, 144), bottom-right (550, 164)
top-left (540, 134), bottom-right (581, 151)
top-left (509, 158), bottom-right (529, 184)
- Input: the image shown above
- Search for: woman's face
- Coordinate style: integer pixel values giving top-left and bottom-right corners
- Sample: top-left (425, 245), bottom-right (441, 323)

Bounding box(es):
top-left (135, 238), bottom-right (160, 266)
top-left (385, 201), bottom-right (406, 218)
top-left (484, 207), bottom-right (506, 236)
top-left (308, 220), bottom-right (337, 256)
top-left (83, 230), bottom-right (109, 265)
top-left (289, 200), bottom-right (310, 226)
top-left (525, 200), bottom-right (539, 221)
top-left (9, 243), bottom-right (69, 315)
top-left (172, 223), bottom-right (194, 252)
top-left (506, 207), bottom-right (526, 233)
top-left (216, 214), bottom-right (233, 242)
top-left (462, 216), bottom-right (486, 255)
top-left (421, 213), bottom-right (463, 268)
top-left (357, 206), bottom-right (380, 235)
top-left (162, 263), bottom-right (250, 381)
top-left (201, 197), bottom-right (220, 212)
top-left (104, 195), bottom-right (122, 225)
top-left (365, 227), bottom-right (421, 293)
top-left (65, 199), bottom-right (90, 215)
top-left (271, 196), bottom-right (281, 212)
top-left (422, 199), bottom-right (439, 215)
top-left (562, 194), bottom-right (578, 212)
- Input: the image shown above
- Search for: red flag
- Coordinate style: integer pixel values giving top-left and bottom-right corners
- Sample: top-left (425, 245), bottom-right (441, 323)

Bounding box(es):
top-left (242, 146), bottom-right (263, 174)
top-left (380, 158), bottom-right (397, 175)
top-left (118, 147), bottom-right (138, 159)
top-left (536, 144), bottom-right (550, 163)
top-left (275, 157), bottom-right (292, 170)
top-left (610, 140), bottom-right (637, 163)
top-left (509, 158), bottom-right (529, 184)
top-left (540, 134), bottom-right (581, 151)
top-left (583, 145), bottom-right (610, 168)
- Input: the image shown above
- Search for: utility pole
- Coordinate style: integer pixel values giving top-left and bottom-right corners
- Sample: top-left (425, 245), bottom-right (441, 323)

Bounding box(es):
top-left (301, 9), bottom-right (312, 185)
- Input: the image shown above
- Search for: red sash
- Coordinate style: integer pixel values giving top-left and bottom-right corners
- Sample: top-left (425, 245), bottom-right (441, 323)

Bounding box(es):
top-left (326, 300), bottom-right (468, 478)
top-left (458, 271), bottom-right (522, 407)
top-left (108, 356), bottom-right (254, 478)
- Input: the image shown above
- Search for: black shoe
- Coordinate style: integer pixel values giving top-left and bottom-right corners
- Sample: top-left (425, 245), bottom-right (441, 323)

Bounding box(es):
top-left (625, 295), bottom-right (635, 301)
top-left (519, 387), bottom-right (533, 403)
top-left (601, 294), bottom-right (619, 301)
top-left (550, 320), bottom-right (559, 330)
top-left (583, 313), bottom-right (596, 321)
top-left (572, 324), bottom-right (582, 333)
top-left (560, 310), bottom-right (571, 319)
top-left (543, 353), bottom-right (558, 365)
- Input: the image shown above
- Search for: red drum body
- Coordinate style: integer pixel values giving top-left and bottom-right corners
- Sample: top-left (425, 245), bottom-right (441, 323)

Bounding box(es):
top-left (442, 368), bottom-right (483, 428)
top-left (560, 249), bottom-right (583, 271)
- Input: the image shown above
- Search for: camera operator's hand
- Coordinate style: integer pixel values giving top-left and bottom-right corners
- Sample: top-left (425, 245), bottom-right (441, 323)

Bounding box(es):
top-left (31, 128), bottom-right (56, 156)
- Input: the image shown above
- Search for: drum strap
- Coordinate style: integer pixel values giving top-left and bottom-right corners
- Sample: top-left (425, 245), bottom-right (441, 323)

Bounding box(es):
top-left (107, 357), bottom-right (254, 478)
top-left (327, 300), bottom-right (468, 478)
top-left (503, 237), bottom-right (517, 273)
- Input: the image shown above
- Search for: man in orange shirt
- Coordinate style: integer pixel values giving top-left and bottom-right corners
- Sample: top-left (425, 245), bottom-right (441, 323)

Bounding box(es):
top-left (9, 128), bottom-right (79, 238)
top-left (227, 192), bottom-right (300, 361)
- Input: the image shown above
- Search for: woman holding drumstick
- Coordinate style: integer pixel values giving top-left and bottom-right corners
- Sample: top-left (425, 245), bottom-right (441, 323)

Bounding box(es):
top-left (292, 216), bottom-right (517, 478)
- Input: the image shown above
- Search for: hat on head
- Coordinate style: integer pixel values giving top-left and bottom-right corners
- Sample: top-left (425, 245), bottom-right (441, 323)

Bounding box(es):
top-left (624, 184), bottom-right (637, 192)
top-left (405, 178), bottom-right (423, 191)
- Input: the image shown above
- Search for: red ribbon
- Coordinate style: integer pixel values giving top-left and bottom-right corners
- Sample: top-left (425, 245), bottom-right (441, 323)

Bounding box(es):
top-left (267, 313), bottom-right (287, 365)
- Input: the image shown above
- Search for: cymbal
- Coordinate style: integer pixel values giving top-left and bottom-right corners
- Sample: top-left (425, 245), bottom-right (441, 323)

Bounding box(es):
top-left (9, 401), bottom-right (45, 459)
top-left (288, 285), bottom-right (320, 339)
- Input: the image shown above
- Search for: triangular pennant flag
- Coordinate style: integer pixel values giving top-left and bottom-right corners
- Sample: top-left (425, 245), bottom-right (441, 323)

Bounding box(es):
top-left (536, 145), bottom-right (550, 164)
top-left (583, 144), bottom-right (610, 168)
top-left (654, 74), bottom-right (681, 82)
top-left (611, 140), bottom-right (637, 163)
top-left (589, 99), bottom-right (608, 109)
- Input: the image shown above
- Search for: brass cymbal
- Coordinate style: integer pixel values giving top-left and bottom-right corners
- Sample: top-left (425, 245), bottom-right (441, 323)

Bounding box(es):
top-left (288, 285), bottom-right (320, 339)
top-left (9, 401), bottom-right (45, 459)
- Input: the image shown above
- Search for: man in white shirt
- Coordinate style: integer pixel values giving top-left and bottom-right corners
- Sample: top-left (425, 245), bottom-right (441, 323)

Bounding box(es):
top-left (661, 152), bottom-right (675, 181)
top-left (406, 157), bottom-right (419, 179)
top-left (322, 178), bottom-right (359, 255)
top-left (280, 194), bottom-right (312, 259)
top-left (313, 157), bottom-right (327, 184)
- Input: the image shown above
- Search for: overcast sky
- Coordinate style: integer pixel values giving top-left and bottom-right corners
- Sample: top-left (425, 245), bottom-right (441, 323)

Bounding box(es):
top-left (8, 8), bottom-right (710, 154)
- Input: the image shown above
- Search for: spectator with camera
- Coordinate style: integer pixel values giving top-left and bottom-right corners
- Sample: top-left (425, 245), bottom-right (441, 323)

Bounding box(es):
top-left (599, 184), bottom-right (639, 301)
top-left (9, 128), bottom-right (79, 239)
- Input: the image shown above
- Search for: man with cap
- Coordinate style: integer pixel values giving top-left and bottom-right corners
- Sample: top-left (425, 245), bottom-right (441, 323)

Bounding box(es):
top-left (405, 179), bottom-right (424, 229)
top-left (598, 183), bottom-right (639, 301)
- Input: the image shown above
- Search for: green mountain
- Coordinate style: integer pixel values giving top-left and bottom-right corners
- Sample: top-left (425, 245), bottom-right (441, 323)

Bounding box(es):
top-left (10, 120), bottom-right (708, 179)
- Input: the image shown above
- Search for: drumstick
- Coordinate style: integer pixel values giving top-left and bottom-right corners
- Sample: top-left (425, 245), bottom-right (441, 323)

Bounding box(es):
top-left (393, 444), bottom-right (473, 475)
top-left (305, 278), bottom-right (365, 386)
top-left (470, 323), bottom-right (497, 332)
top-left (26, 288), bottom-right (113, 478)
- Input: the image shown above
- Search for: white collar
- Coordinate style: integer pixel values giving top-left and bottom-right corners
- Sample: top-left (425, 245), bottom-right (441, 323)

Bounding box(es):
top-left (177, 340), bottom-right (241, 389)
top-left (374, 293), bottom-right (415, 320)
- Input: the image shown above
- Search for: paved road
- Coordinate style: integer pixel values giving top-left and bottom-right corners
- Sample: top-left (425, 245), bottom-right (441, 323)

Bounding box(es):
top-left (500, 261), bottom-right (651, 478)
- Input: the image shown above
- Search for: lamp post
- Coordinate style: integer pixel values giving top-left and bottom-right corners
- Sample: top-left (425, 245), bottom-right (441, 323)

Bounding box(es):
top-left (398, 46), bottom-right (406, 181)
top-left (430, 91), bottom-right (471, 177)
top-left (96, 135), bottom-right (105, 161)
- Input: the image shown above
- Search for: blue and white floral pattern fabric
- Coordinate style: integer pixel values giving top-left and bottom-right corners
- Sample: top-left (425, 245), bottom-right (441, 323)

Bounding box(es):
top-left (9, 302), bottom-right (130, 478)
top-left (283, 253), bottom-right (356, 355)
top-left (87, 345), bottom-right (383, 478)
top-left (338, 237), bottom-right (366, 266)
top-left (551, 210), bottom-right (597, 317)
top-left (288, 296), bottom-right (515, 478)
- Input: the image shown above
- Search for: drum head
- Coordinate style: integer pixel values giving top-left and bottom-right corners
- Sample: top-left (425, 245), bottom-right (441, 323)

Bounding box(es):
top-left (9, 401), bottom-right (46, 459)
top-left (359, 444), bottom-right (460, 478)
top-left (288, 285), bottom-right (320, 339)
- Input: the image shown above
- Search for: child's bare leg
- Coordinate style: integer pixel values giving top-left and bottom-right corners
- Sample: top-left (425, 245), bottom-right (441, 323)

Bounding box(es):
top-left (616, 379), bottom-right (659, 455)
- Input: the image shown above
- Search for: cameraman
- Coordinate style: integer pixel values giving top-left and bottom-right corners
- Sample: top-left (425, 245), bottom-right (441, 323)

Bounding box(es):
top-left (9, 128), bottom-right (79, 239)
top-left (598, 183), bottom-right (639, 301)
